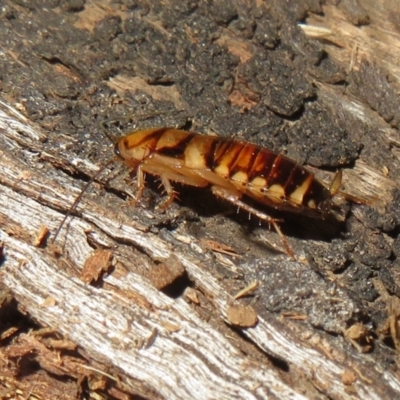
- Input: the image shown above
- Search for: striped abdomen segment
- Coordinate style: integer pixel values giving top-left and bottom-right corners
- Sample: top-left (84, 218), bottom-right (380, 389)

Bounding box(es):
top-left (208, 139), bottom-right (331, 215)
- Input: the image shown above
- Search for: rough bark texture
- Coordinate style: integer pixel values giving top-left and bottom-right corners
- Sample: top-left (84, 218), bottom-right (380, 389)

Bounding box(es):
top-left (1, 0), bottom-right (400, 399)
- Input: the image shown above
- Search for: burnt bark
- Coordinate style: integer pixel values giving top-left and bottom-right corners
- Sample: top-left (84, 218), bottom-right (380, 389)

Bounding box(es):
top-left (0, 1), bottom-right (400, 399)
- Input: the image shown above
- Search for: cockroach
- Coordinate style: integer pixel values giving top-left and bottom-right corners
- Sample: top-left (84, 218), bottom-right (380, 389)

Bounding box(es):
top-left (53, 127), bottom-right (343, 257)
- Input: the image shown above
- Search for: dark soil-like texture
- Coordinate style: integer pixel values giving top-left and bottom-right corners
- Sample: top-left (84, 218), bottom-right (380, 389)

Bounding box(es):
top-left (0, 1), bottom-right (400, 399)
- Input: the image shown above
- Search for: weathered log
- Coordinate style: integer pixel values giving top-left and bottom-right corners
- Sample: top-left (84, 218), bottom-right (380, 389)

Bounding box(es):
top-left (1, 0), bottom-right (400, 399)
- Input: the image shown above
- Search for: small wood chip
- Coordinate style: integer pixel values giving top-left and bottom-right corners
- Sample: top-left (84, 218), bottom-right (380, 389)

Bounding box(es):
top-left (80, 249), bottom-right (113, 283)
top-left (298, 24), bottom-right (333, 39)
top-left (342, 370), bottom-right (357, 385)
top-left (233, 281), bottom-right (259, 300)
top-left (144, 255), bottom-right (185, 290)
top-left (161, 320), bottom-right (181, 333)
top-left (143, 328), bottom-right (158, 349)
top-left (184, 287), bottom-right (200, 304)
top-left (88, 376), bottom-right (108, 391)
top-left (226, 305), bottom-right (258, 328)
top-left (343, 323), bottom-right (372, 353)
top-left (0, 326), bottom-right (19, 341)
top-left (281, 312), bottom-right (308, 321)
top-left (43, 338), bottom-right (77, 351)
top-left (201, 239), bottom-right (241, 257)
top-left (40, 296), bottom-right (57, 308)
top-left (33, 225), bottom-right (49, 247)
top-left (346, 323), bottom-right (367, 340)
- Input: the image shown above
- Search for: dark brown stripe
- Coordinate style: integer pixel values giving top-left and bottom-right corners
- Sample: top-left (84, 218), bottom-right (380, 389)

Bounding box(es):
top-left (204, 137), bottom-right (220, 169)
top-left (215, 140), bottom-right (246, 172)
top-left (156, 133), bottom-right (195, 159)
top-left (124, 128), bottom-right (168, 151)
top-left (213, 140), bottom-right (234, 165)
top-left (283, 164), bottom-right (308, 196)
top-left (248, 147), bottom-right (278, 180)
top-left (266, 155), bottom-right (294, 188)
top-left (230, 143), bottom-right (258, 176)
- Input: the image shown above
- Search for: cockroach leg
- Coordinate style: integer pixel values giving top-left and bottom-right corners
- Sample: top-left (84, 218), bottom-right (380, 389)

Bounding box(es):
top-left (270, 220), bottom-right (295, 260)
top-left (138, 161), bottom-right (209, 210)
top-left (157, 175), bottom-right (176, 210)
top-left (211, 186), bottom-right (280, 224)
top-left (211, 186), bottom-right (295, 259)
top-left (132, 164), bottom-right (146, 206)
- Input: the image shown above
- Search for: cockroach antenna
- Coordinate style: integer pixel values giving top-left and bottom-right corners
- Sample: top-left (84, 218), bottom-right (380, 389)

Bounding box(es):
top-left (51, 157), bottom-right (117, 244)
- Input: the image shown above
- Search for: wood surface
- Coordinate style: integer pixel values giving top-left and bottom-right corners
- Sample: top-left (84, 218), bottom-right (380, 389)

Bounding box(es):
top-left (1, 1), bottom-right (400, 399)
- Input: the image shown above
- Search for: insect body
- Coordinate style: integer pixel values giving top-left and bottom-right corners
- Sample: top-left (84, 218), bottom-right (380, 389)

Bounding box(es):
top-left (54, 127), bottom-right (341, 257)
top-left (116, 128), bottom-right (337, 215)
top-left (114, 128), bottom-right (341, 256)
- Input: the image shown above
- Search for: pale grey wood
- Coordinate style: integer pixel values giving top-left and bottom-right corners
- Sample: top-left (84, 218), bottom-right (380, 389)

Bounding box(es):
top-left (1, 101), bottom-right (399, 399)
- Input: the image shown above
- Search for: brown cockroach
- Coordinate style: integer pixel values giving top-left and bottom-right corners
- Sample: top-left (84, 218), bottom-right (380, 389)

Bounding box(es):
top-left (53, 127), bottom-right (342, 257)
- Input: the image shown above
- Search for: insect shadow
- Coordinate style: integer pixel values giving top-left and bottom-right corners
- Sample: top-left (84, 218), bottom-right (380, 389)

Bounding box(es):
top-left (147, 178), bottom-right (347, 256)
